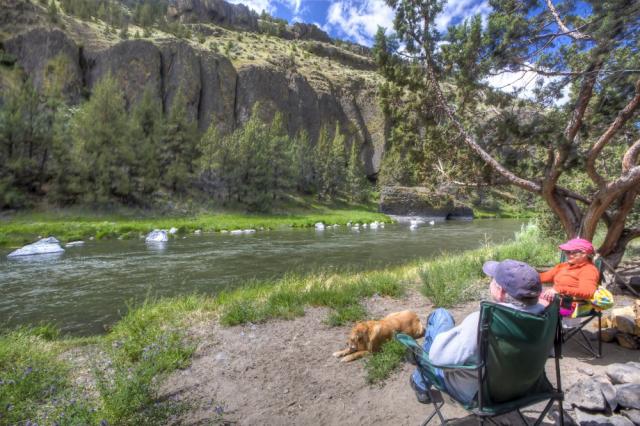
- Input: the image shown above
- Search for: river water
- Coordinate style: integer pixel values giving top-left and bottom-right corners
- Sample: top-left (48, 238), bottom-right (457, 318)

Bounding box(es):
top-left (0, 219), bottom-right (524, 335)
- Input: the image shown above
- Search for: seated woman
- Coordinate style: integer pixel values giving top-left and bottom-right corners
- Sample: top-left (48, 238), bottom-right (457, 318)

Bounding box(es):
top-left (539, 238), bottom-right (599, 308)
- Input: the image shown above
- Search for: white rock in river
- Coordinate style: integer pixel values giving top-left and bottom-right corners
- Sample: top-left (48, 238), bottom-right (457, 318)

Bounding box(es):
top-left (8, 237), bottom-right (65, 257)
top-left (315, 222), bottom-right (325, 230)
top-left (230, 230), bottom-right (243, 235)
top-left (145, 230), bottom-right (168, 242)
top-left (169, 227), bottom-right (178, 234)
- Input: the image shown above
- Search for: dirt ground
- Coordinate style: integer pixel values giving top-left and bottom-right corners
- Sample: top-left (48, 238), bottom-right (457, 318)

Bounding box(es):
top-left (160, 289), bottom-right (640, 426)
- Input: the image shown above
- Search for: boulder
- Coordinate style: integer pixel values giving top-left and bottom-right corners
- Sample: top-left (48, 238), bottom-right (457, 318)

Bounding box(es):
top-left (145, 230), bottom-right (168, 243)
top-left (621, 409), bottom-right (640, 425)
top-left (575, 410), bottom-right (634, 426)
top-left (7, 237), bottom-right (64, 257)
top-left (615, 384), bottom-right (640, 410)
top-left (4, 29), bottom-right (82, 102)
top-left (607, 363), bottom-right (640, 385)
top-left (593, 375), bottom-right (619, 411)
top-left (566, 379), bottom-right (607, 411)
top-left (379, 186), bottom-right (474, 219)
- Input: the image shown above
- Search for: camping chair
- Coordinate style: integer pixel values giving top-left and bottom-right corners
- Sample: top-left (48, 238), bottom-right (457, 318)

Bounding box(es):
top-left (396, 298), bottom-right (563, 426)
top-left (558, 254), bottom-right (605, 358)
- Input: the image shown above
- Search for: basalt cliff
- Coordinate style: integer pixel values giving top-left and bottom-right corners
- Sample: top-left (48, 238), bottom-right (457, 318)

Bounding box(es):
top-left (0, 0), bottom-right (386, 176)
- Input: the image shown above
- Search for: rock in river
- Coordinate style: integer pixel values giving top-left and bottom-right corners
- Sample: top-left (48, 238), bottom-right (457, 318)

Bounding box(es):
top-left (146, 230), bottom-right (168, 243)
top-left (7, 237), bottom-right (65, 257)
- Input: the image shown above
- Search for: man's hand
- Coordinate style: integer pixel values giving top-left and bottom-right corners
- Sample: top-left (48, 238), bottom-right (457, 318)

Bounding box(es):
top-left (540, 288), bottom-right (557, 302)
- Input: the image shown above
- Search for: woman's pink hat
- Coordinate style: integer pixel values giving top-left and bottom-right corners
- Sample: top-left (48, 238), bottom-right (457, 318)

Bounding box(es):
top-left (559, 238), bottom-right (594, 254)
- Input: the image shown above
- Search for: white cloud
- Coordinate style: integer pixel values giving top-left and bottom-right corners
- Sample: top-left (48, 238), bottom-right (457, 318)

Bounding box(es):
top-left (227, 0), bottom-right (301, 17)
top-left (485, 69), bottom-right (571, 106)
top-left (435, 0), bottom-right (491, 32)
top-left (227, 0), bottom-right (275, 14)
top-left (324, 0), bottom-right (395, 46)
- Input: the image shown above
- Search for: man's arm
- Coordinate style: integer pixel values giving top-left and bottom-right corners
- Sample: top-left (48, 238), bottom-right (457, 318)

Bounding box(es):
top-left (429, 311), bottom-right (480, 366)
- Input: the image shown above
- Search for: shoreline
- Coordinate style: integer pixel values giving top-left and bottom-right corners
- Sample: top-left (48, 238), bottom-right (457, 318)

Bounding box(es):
top-left (1, 224), bottom-right (559, 424)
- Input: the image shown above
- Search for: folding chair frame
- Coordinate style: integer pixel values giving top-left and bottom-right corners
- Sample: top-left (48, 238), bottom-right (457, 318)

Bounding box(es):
top-left (562, 310), bottom-right (602, 358)
top-left (398, 301), bottom-right (564, 426)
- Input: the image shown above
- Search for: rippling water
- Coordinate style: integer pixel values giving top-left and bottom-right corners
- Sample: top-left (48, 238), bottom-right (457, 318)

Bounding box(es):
top-left (0, 219), bottom-right (524, 335)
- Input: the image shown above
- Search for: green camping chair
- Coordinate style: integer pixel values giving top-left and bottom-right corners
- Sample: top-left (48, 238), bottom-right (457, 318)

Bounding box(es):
top-left (396, 298), bottom-right (564, 425)
top-left (558, 254), bottom-right (605, 358)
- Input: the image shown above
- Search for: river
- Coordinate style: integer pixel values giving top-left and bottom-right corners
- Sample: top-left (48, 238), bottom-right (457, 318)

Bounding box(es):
top-left (0, 219), bottom-right (524, 335)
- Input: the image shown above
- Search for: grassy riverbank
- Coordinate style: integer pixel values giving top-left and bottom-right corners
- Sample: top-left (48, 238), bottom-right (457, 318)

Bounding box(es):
top-left (0, 208), bottom-right (391, 249)
top-left (0, 224), bottom-right (556, 424)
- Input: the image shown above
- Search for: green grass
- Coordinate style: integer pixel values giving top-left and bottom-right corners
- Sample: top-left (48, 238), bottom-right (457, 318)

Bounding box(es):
top-left (364, 339), bottom-right (406, 384)
top-left (419, 223), bottom-right (557, 307)
top-left (0, 208), bottom-right (391, 248)
top-left (0, 223), bottom-right (561, 422)
top-left (217, 270), bottom-right (405, 326)
top-left (0, 327), bottom-right (96, 425)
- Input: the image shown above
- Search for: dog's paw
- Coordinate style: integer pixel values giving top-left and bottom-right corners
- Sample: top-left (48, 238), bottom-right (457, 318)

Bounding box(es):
top-left (332, 351), bottom-right (343, 358)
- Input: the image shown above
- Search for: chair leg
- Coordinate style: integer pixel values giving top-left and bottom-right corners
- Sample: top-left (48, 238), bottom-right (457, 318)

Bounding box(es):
top-left (597, 314), bottom-right (602, 358)
top-left (533, 398), bottom-right (557, 426)
top-left (558, 400), bottom-right (565, 426)
top-left (421, 400), bottom-right (445, 426)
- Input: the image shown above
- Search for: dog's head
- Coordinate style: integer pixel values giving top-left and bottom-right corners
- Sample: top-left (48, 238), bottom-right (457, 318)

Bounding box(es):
top-left (346, 322), bottom-right (370, 352)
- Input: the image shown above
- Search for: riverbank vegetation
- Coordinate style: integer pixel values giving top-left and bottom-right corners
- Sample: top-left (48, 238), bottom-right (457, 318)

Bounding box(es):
top-left (0, 74), bottom-right (373, 214)
top-left (0, 223), bottom-right (558, 423)
top-left (0, 207), bottom-right (390, 248)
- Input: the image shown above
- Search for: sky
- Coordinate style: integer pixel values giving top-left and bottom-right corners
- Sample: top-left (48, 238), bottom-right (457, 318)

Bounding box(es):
top-left (227, 0), bottom-right (492, 46)
top-left (226, 0), bottom-right (573, 104)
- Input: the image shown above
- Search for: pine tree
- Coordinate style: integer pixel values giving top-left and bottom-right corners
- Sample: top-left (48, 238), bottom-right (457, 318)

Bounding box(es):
top-left (291, 129), bottom-right (314, 194)
top-left (323, 123), bottom-right (347, 200)
top-left (346, 141), bottom-right (369, 203)
top-left (159, 89), bottom-right (199, 193)
top-left (69, 75), bottom-right (134, 203)
top-left (129, 86), bottom-right (162, 200)
top-left (313, 125), bottom-right (330, 198)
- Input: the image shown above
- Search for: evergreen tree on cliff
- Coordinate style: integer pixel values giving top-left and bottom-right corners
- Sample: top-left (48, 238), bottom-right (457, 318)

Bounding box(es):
top-left (378, 0), bottom-right (640, 268)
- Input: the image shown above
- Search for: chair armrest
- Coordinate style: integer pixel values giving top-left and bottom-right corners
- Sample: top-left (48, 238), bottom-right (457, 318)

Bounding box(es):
top-left (395, 333), bottom-right (479, 370)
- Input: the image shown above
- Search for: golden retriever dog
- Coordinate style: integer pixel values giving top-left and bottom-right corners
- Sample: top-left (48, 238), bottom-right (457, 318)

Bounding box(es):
top-left (332, 310), bottom-right (424, 362)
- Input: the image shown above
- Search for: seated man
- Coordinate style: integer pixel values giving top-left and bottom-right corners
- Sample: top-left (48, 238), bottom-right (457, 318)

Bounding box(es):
top-left (410, 259), bottom-right (545, 404)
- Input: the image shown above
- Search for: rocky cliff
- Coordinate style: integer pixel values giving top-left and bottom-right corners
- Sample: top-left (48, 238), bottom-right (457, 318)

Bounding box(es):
top-left (1, 2), bottom-right (387, 176)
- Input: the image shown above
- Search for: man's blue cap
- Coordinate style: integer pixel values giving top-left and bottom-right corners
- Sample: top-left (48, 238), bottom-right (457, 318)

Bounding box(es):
top-left (482, 259), bottom-right (541, 299)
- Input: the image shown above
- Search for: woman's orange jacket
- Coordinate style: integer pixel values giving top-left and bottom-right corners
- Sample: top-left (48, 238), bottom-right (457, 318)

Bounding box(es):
top-left (539, 262), bottom-right (599, 299)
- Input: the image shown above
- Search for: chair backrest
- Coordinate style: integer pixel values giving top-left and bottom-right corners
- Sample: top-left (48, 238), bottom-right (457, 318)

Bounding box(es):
top-left (477, 298), bottom-right (560, 408)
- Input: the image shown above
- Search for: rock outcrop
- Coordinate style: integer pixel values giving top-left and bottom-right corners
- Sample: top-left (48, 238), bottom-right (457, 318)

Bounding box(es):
top-left (167, 0), bottom-right (258, 31)
top-left (3, 28), bottom-right (83, 102)
top-left (379, 186), bottom-right (474, 219)
top-left (291, 23), bottom-right (331, 43)
top-left (4, 27), bottom-right (385, 175)
top-left (301, 41), bottom-right (376, 71)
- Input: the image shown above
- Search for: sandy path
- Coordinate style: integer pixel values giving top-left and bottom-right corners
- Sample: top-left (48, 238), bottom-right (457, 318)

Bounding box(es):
top-left (160, 290), bottom-right (637, 425)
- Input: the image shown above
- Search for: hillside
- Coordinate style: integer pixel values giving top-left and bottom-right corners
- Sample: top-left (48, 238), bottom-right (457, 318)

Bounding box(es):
top-left (0, 0), bottom-right (386, 176)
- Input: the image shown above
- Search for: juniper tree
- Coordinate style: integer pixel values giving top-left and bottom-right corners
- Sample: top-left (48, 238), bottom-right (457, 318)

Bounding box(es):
top-left (381, 0), bottom-right (640, 267)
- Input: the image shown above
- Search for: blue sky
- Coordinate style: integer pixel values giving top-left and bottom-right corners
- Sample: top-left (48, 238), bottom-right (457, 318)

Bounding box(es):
top-left (227, 0), bottom-right (493, 46)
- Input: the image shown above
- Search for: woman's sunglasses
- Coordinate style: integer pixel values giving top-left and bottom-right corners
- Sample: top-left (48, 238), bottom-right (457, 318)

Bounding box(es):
top-left (564, 250), bottom-right (585, 255)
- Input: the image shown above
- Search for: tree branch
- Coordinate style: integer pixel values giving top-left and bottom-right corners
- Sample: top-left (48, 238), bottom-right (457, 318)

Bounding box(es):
top-left (545, 0), bottom-right (592, 40)
top-left (622, 137), bottom-right (640, 173)
top-left (586, 78), bottom-right (640, 187)
top-left (599, 189), bottom-right (638, 255)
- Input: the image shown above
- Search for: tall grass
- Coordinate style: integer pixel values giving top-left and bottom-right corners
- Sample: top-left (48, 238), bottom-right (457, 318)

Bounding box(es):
top-left (419, 223), bottom-right (557, 307)
top-left (0, 327), bottom-right (96, 425)
top-left (95, 296), bottom-right (206, 425)
top-left (218, 270), bottom-right (405, 326)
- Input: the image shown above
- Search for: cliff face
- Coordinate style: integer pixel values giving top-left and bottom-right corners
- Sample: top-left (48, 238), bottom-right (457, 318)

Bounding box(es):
top-left (2, 23), bottom-right (386, 175)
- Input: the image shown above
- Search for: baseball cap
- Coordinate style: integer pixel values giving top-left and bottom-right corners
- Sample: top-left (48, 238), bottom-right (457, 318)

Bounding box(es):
top-left (482, 259), bottom-right (542, 300)
top-left (558, 238), bottom-right (594, 254)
